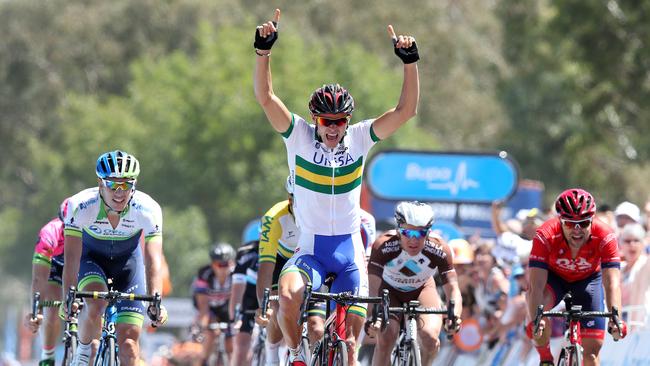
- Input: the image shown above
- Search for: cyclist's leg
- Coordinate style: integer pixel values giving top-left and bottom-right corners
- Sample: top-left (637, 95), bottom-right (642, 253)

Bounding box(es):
top-left (232, 296), bottom-right (257, 365)
top-left (572, 272), bottom-right (606, 366)
top-left (371, 285), bottom-right (402, 366)
top-left (40, 259), bottom-right (63, 363)
top-left (74, 256), bottom-right (109, 365)
top-left (527, 271), bottom-right (565, 363)
top-left (306, 301), bottom-right (326, 346)
top-left (277, 235), bottom-right (325, 353)
top-left (416, 279), bottom-right (443, 366)
top-left (113, 250), bottom-right (148, 366)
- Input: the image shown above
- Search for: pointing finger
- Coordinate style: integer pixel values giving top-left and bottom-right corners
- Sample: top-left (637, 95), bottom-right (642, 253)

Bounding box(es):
top-left (387, 24), bottom-right (397, 42)
top-left (273, 8), bottom-right (281, 25)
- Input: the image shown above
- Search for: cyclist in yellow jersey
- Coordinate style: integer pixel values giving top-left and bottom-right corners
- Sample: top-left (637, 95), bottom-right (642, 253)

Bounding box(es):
top-left (254, 9), bottom-right (419, 366)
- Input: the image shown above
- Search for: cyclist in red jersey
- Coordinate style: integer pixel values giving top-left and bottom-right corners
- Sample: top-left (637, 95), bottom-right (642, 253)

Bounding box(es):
top-left (527, 188), bottom-right (627, 366)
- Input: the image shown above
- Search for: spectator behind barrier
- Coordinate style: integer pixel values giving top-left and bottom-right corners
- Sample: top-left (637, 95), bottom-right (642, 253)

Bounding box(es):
top-left (620, 223), bottom-right (650, 331)
top-left (615, 201), bottom-right (641, 232)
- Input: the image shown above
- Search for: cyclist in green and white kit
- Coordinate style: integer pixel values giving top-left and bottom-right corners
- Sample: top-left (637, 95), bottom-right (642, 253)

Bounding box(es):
top-left (253, 8), bottom-right (420, 366)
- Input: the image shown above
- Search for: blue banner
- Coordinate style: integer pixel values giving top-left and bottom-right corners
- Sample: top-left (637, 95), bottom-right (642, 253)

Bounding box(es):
top-left (367, 150), bottom-right (518, 203)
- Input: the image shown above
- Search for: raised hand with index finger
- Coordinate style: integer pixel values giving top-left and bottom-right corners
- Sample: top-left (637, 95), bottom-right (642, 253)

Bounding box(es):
top-left (388, 25), bottom-right (419, 64)
top-left (254, 9), bottom-right (281, 52)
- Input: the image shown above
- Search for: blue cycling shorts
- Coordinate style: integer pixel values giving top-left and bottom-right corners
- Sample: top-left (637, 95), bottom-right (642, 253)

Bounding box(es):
top-left (281, 232), bottom-right (368, 317)
top-left (545, 270), bottom-right (606, 339)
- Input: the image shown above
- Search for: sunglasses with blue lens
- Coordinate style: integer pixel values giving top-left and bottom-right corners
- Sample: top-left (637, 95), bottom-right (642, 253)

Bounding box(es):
top-left (398, 228), bottom-right (429, 239)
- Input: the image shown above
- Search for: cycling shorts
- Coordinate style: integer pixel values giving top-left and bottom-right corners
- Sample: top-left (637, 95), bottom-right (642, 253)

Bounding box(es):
top-left (48, 254), bottom-right (65, 285)
top-left (545, 270), bottom-right (606, 339)
top-left (209, 303), bottom-right (234, 338)
top-left (77, 245), bottom-right (147, 327)
top-left (281, 232), bottom-right (368, 317)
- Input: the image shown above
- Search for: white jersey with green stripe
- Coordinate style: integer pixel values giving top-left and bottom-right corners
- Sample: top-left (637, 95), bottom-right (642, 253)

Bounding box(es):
top-left (64, 187), bottom-right (163, 258)
top-left (282, 114), bottom-right (380, 235)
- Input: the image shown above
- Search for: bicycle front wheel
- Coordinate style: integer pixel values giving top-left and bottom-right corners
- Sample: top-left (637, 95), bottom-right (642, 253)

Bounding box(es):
top-left (407, 340), bottom-right (421, 366)
top-left (310, 340), bottom-right (323, 366)
top-left (252, 343), bottom-right (265, 366)
top-left (557, 348), bottom-right (568, 366)
top-left (569, 345), bottom-right (582, 366)
top-left (61, 334), bottom-right (77, 366)
top-left (331, 340), bottom-right (348, 366)
top-left (105, 337), bottom-right (116, 366)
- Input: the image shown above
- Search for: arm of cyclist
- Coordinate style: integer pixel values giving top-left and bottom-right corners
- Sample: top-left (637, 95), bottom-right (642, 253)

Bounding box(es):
top-left (24, 263), bottom-right (50, 332)
top-left (230, 280), bottom-right (246, 327)
top-left (255, 262), bottom-right (275, 326)
top-left (195, 293), bottom-right (211, 331)
top-left (145, 236), bottom-right (168, 326)
top-left (370, 25), bottom-right (419, 140)
top-left (253, 8), bottom-right (292, 133)
top-left (61, 235), bottom-right (82, 320)
top-left (526, 267), bottom-right (549, 340)
top-left (442, 272), bottom-right (463, 334)
top-left (603, 267), bottom-right (627, 339)
top-left (365, 273), bottom-right (384, 338)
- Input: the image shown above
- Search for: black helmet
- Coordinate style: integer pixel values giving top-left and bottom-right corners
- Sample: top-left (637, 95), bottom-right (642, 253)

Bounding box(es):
top-left (209, 243), bottom-right (235, 261)
top-left (308, 84), bottom-right (354, 115)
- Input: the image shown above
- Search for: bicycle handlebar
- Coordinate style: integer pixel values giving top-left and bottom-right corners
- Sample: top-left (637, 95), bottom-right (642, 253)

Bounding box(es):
top-left (66, 286), bottom-right (162, 326)
top-left (31, 292), bottom-right (40, 321)
top-left (533, 303), bottom-right (621, 341)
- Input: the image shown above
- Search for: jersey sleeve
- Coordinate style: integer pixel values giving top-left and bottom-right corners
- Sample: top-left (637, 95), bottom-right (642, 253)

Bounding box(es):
top-left (281, 114), bottom-right (312, 143)
top-left (600, 232), bottom-right (621, 269)
top-left (435, 241), bottom-right (456, 285)
top-left (368, 234), bottom-right (392, 277)
top-left (142, 199), bottom-right (163, 242)
top-left (232, 248), bottom-right (250, 284)
top-left (192, 266), bottom-right (211, 294)
top-left (259, 202), bottom-right (286, 263)
top-left (350, 119), bottom-right (379, 154)
top-left (528, 234), bottom-right (550, 270)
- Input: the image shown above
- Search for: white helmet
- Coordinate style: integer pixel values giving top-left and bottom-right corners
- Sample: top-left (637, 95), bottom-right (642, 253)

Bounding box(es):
top-left (394, 201), bottom-right (434, 228)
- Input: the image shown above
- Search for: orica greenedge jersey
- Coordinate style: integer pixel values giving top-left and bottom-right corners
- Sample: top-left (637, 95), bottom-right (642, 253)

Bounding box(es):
top-left (282, 114), bottom-right (379, 236)
top-left (64, 187), bottom-right (163, 257)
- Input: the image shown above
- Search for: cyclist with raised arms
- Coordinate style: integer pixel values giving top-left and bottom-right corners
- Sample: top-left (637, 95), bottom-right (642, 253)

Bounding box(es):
top-left (24, 198), bottom-right (69, 366)
top-left (62, 150), bottom-right (167, 366)
top-left (191, 243), bottom-right (236, 366)
top-left (527, 189), bottom-right (627, 366)
top-left (366, 201), bottom-right (462, 366)
top-left (254, 8), bottom-right (419, 365)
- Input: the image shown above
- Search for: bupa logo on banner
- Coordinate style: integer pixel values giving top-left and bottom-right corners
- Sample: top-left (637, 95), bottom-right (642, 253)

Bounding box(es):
top-left (366, 150), bottom-right (519, 203)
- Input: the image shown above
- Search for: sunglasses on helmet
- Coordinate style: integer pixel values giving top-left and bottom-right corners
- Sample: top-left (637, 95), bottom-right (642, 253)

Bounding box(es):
top-left (398, 228), bottom-right (429, 239)
top-left (561, 218), bottom-right (592, 229)
top-left (315, 116), bottom-right (350, 127)
top-left (102, 179), bottom-right (135, 191)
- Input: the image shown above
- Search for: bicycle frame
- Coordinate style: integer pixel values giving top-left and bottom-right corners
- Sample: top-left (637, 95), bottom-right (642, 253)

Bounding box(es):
top-left (300, 283), bottom-right (389, 366)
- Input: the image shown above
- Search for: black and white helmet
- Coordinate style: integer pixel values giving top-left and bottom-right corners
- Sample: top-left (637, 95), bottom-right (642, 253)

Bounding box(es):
top-left (394, 201), bottom-right (434, 228)
top-left (209, 242), bottom-right (235, 261)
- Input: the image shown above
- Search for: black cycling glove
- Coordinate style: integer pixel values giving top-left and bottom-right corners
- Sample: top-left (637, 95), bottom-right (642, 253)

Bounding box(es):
top-left (393, 38), bottom-right (419, 64)
top-left (254, 21), bottom-right (279, 50)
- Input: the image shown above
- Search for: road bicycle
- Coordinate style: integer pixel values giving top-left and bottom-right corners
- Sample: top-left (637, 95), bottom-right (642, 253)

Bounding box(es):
top-left (533, 292), bottom-right (622, 366)
top-left (299, 283), bottom-right (389, 366)
top-left (387, 299), bottom-right (456, 366)
top-left (67, 283), bottom-right (162, 366)
top-left (235, 303), bottom-right (267, 366)
top-left (32, 291), bottom-right (81, 366)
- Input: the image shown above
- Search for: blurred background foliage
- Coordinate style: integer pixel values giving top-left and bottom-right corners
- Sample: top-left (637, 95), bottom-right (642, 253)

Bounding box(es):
top-left (1, 0), bottom-right (649, 303)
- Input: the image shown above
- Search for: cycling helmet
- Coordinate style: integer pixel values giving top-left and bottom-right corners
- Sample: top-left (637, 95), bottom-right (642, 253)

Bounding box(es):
top-left (95, 150), bottom-right (140, 179)
top-left (555, 188), bottom-right (596, 220)
top-left (242, 219), bottom-right (262, 244)
top-left (395, 201), bottom-right (435, 228)
top-left (58, 198), bottom-right (69, 221)
top-left (308, 84), bottom-right (355, 115)
top-left (209, 243), bottom-right (236, 262)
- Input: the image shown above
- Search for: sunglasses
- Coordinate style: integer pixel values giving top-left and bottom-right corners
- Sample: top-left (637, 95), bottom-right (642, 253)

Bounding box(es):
top-left (398, 228), bottom-right (429, 239)
top-left (102, 179), bottom-right (135, 191)
top-left (213, 261), bottom-right (230, 268)
top-left (315, 116), bottom-right (350, 127)
top-left (561, 219), bottom-right (592, 229)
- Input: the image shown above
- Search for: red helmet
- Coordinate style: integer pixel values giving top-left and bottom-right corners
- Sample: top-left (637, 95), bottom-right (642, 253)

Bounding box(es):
top-left (308, 84), bottom-right (354, 115)
top-left (555, 188), bottom-right (596, 220)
